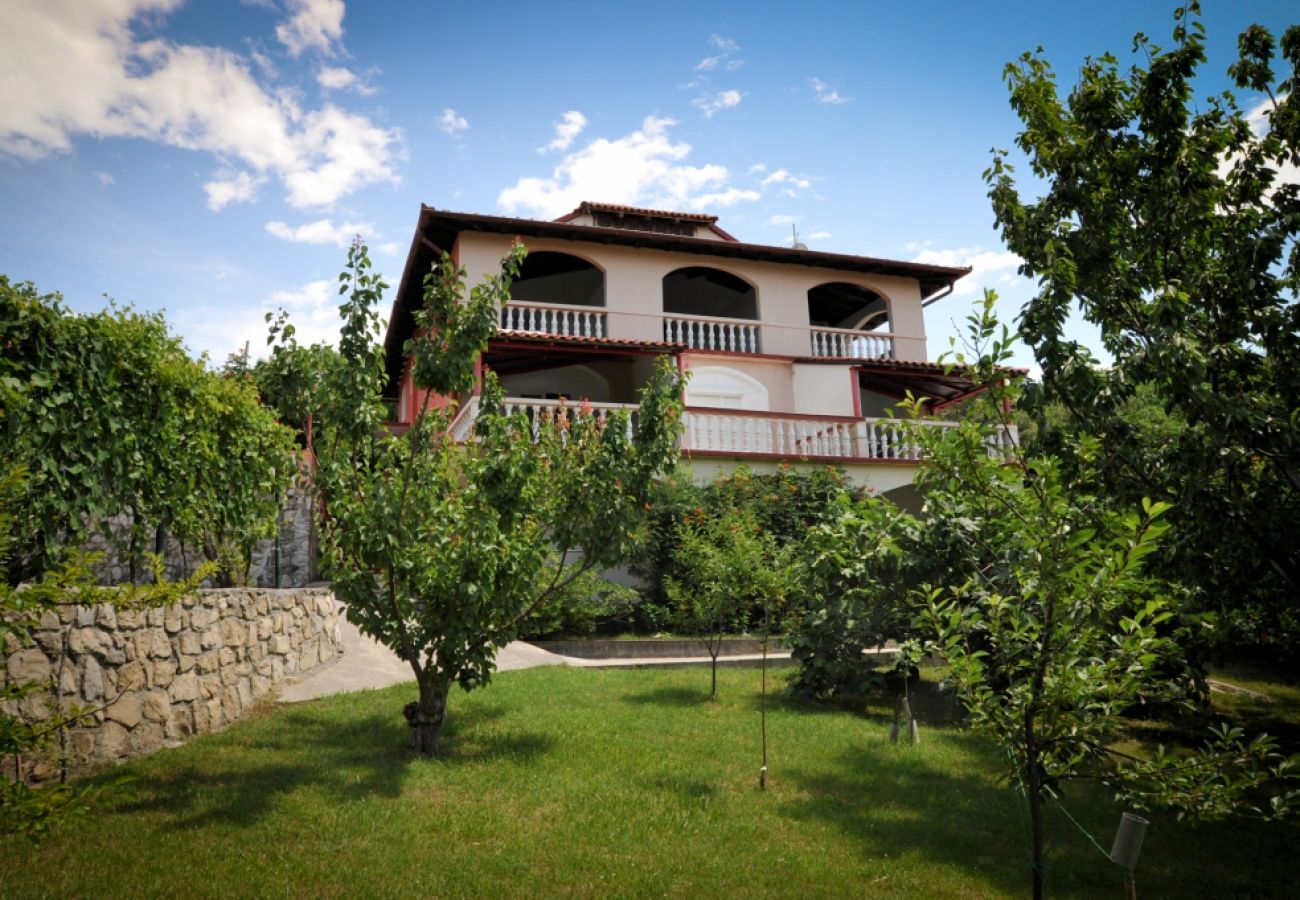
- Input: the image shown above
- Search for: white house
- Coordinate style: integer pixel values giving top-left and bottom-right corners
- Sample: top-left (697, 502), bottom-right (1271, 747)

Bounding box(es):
top-left (383, 202), bottom-right (999, 508)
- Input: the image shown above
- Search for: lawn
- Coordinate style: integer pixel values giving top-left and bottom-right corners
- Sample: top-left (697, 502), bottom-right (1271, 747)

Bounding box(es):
top-left (2, 666), bottom-right (1297, 899)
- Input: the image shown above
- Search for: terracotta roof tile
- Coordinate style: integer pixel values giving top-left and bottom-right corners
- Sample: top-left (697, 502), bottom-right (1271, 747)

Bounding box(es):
top-left (554, 201), bottom-right (719, 224)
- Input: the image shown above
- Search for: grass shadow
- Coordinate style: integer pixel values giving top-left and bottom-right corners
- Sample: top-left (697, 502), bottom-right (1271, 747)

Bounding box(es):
top-left (621, 685), bottom-right (714, 707)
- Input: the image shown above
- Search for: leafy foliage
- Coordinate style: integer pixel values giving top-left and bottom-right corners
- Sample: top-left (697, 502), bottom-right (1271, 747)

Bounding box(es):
top-left (905, 291), bottom-right (1299, 898)
top-left (666, 508), bottom-right (790, 699)
top-left (986, 2), bottom-right (1300, 655)
top-left (786, 492), bottom-right (910, 700)
top-left (311, 242), bottom-right (685, 754)
top-left (0, 276), bottom-right (295, 586)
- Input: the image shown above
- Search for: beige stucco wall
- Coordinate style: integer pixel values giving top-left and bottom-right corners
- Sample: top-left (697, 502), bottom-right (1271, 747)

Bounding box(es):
top-left (682, 353), bottom-right (794, 412)
top-left (454, 232), bottom-right (929, 361)
top-left (681, 459), bottom-right (918, 494)
top-left (792, 364), bottom-right (859, 417)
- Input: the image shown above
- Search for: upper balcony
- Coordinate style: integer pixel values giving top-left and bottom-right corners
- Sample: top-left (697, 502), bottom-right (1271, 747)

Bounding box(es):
top-left (501, 255), bottom-right (911, 361)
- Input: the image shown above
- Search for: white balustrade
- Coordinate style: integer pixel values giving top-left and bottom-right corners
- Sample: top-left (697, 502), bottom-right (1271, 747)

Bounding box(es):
top-left (499, 398), bottom-right (639, 443)
top-left (683, 411), bottom-right (857, 458)
top-left (663, 315), bottom-right (760, 353)
top-left (809, 327), bottom-right (895, 360)
top-left (448, 396), bottom-right (480, 442)
top-left (500, 302), bottom-right (606, 339)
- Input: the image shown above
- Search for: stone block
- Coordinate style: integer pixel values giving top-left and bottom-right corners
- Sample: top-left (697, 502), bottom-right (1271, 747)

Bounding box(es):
top-left (220, 619), bottom-right (245, 647)
top-left (70, 627), bottom-right (108, 657)
top-left (142, 689), bottom-right (170, 723)
top-left (150, 629), bottom-right (173, 659)
top-left (197, 651), bottom-right (220, 673)
top-left (116, 661), bottom-right (144, 692)
top-left (70, 729), bottom-right (98, 765)
top-left (199, 674), bottom-right (222, 700)
top-left (165, 705), bottom-right (193, 740)
top-left (221, 686), bottom-right (241, 722)
top-left (83, 656), bottom-right (104, 700)
top-left (32, 629), bottom-right (62, 654)
top-left (251, 674), bottom-right (271, 698)
top-left (269, 635), bottom-right (291, 655)
top-left (256, 596), bottom-right (269, 615)
top-left (176, 653), bottom-right (196, 673)
top-left (189, 607), bottom-right (213, 629)
top-left (218, 648), bottom-right (236, 668)
top-left (129, 722), bottom-right (165, 755)
top-left (95, 604), bottom-right (117, 629)
top-left (146, 607), bottom-right (164, 627)
top-left (191, 700), bottom-right (210, 734)
top-left (75, 606), bottom-right (95, 627)
top-left (181, 592), bottom-right (200, 608)
top-left (38, 609), bottom-right (61, 630)
top-left (99, 721), bottom-right (128, 757)
top-left (163, 607), bottom-right (185, 633)
top-left (169, 671), bottom-right (199, 703)
top-left (206, 698), bottom-right (224, 732)
top-left (236, 677), bottom-right (253, 709)
top-left (7, 648), bottom-right (51, 685)
top-left (178, 632), bottom-right (200, 655)
top-left (105, 693), bottom-right (142, 728)
top-left (116, 608), bottom-right (144, 629)
top-left (151, 659), bottom-right (176, 688)
top-left (59, 665), bottom-right (79, 697)
top-left (257, 618), bottom-right (272, 640)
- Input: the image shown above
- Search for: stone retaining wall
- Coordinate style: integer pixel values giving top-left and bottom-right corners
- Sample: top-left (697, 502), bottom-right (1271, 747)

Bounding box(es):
top-left (3, 587), bottom-right (342, 780)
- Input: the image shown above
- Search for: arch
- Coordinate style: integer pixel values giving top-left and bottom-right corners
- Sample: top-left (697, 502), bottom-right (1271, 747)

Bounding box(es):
top-left (662, 266), bottom-right (758, 319)
top-left (807, 281), bottom-right (891, 333)
top-left (512, 251), bottom-right (605, 307)
top-left (499, 364), bottom-right (611, 403)
top-left (684, 365), bottom-right (770, 411)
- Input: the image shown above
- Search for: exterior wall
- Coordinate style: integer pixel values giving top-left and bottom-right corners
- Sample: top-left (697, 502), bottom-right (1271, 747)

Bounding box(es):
top-left (681, 458), bottom-right (918, 493)
top-left (86, 477), bottom-right (318, 588)
top-left (682, 353), bottom-right (794, 412)
top-left (3, 588), bottom-right (343, 781)
top-left (792, 364), bottom-right (859, 417)
top-left (456, 232), bottom-right (930, 361)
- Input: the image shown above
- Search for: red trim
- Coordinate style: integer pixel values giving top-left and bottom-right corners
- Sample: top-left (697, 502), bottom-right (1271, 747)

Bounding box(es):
top-left (683, 449), bottom-right (918, 466)
top-left (850, 369), bottom-right (863, 418)
top-left (684, 405), bottom-right (862, 424)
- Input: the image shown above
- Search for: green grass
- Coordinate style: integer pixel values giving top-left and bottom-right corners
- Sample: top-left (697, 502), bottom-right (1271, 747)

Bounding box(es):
top-left (2, 666), bottom-right (1297, 899)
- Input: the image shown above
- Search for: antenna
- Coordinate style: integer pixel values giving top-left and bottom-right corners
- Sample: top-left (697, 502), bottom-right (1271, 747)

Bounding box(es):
top-left (791, 223), bottom-right (808, 251)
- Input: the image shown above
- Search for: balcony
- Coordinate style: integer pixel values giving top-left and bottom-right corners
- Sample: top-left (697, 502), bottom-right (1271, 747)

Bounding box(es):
top-left (808, 326), bottom-right (894, 360)
top-left (663, 314), bottom-right (760, 354)
top-left (500, 302), bottom-right (607, 339)
top-left (450, 396), bottom-right (1015, 463)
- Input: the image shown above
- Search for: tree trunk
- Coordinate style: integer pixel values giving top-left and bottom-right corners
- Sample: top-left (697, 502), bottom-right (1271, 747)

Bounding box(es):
top-left (1027, 754), bottom-right (1045, 900)
top-left (710, 651), bottom-right (719, 700)
top-left (410, 672), bottom-right (451, 756)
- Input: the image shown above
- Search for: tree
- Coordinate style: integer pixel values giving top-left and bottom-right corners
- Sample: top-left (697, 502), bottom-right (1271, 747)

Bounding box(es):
top-left (0, 277), bottom-right (295, 587)
top-left (311, 242), bottom-right (684, 755)
top-left (786, 492), bottom-right (909, 700)
top-left (985, 2), bottom-right (1300, 655)
top-left (905, 293), bottom-right (1298, 899)
top-left (667, 510), bottom-right (773, 700)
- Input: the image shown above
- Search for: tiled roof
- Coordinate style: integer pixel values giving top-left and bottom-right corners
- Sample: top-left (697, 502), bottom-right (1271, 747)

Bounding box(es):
top-left (554, 201), bottom-right (719, 224)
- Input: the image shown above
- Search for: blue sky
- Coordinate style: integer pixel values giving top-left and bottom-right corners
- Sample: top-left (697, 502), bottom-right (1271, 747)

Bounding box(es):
top-left (1, 0), bottom-right (1294, 369)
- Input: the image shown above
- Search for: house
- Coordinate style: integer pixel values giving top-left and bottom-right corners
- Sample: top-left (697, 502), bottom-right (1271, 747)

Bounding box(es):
top-left (383, 201), bottom-right (1003, 509)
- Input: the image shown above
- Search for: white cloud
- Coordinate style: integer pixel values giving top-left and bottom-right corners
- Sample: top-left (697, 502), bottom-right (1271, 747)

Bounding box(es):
top-left (693, 89), bottom-right (743, 118)
top-left (375, 241), bottom-right (403, 257)
top-left (94, 170), bottom-right (116, 186)
top-left (807, 230), bottom-right (832, 240)
top-left (538, 110), bottom-right (587, 153)
top-left (316, 65), bottom-right (355, 90)
top-left (276, 0), bottom-right (344, 57)
top-left (438, 107), bottom-right (469, 136)
top-left (0, 2), bottom-right (399, 210)
top-left (747, 162), bottom-right (767, 174)
top-left (767, 214), bottom-right (798, 226)
top-left (265, 217), bottom-right (372, 247)
top-left (205, 171), bottom-right (264, 211)
top-left (695, 34), bottom-right (743, 72)
top-left (810, 77), bottom-right (850, 105)
top-left (910, 245), bottom-right (1024, 297)
top-left (1230, 95), bottom-right (1300, 194)
top-left (499, 115), bottom-right (759, 218)
top-left (759, 169), bottom-right (806, 196)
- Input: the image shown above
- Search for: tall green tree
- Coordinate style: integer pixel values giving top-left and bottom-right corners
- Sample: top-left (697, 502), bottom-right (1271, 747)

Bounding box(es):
top-left (312, 243), bottom-right (684, 755)
top-left (986, 2), bottom-right (1300, 654)
top-left (0, 277), bottom-right (295, 586)
top-left (906, 293), bottom-right (1298, 900)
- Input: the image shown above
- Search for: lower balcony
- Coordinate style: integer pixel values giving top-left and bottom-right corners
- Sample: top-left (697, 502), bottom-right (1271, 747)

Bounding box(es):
top-left (449, 397), bottom-right (1016, 463)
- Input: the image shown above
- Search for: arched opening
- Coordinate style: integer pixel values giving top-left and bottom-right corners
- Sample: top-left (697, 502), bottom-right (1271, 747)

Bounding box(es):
top-left (684, 366), bottom-right (770, 411)
top-left (663, 267), bottom-right (757, 319)
top-left (511, 251), bottom-right (605, 307)
top-left (807, 282), bottom-right (890, 332)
